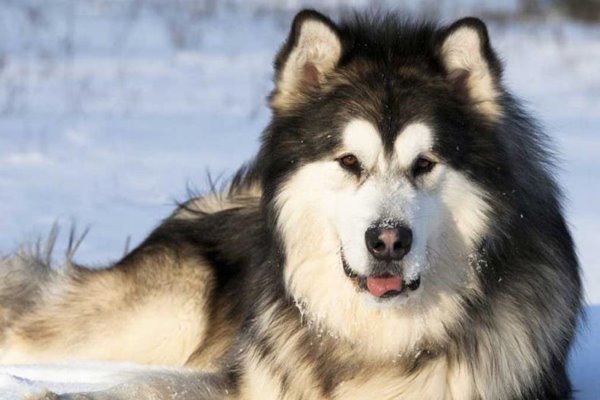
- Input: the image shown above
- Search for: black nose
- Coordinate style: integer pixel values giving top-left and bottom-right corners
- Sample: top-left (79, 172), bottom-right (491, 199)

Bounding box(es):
top-left (365, 222), bottom-right (413, 261)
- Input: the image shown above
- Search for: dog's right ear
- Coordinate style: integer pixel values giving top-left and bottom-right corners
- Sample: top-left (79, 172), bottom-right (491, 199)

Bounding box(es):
top-left (271, 10), bottom-right (342, 111)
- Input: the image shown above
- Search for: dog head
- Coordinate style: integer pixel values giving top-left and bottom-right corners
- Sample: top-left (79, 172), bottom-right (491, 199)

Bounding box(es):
top-left (261, 10), bottom-right (508, 355)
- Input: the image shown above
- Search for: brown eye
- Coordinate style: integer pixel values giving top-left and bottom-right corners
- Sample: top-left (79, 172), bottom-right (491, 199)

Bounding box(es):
top-left (412, 157), bottom-right (436, 177)
top-left (338, 154), bottom-right (361, 175)
top-left (341, 154), bottom-right (357, 167)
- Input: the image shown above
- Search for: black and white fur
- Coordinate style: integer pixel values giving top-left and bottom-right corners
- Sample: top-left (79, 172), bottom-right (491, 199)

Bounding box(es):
top-left (0, 10), bottom-right (582, 400)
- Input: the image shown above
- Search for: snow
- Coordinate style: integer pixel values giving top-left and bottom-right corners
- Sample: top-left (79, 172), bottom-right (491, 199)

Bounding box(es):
top-left (0, 362), bottom-right (159, 399)
top-left (0, 1), bottom-right (598, 398)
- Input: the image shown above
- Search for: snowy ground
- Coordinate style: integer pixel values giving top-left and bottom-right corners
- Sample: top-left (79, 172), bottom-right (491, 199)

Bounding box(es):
top-left (0, 1), bottom-right (598, 398)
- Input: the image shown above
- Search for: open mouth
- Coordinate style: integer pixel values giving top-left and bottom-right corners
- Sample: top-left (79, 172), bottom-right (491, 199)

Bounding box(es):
top-left (342, 256), bottom-right (421, 299)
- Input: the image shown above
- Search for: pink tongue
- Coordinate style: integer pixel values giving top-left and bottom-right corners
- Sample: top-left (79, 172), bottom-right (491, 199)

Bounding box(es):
top-left (366, 276), bottom-right (403, 297)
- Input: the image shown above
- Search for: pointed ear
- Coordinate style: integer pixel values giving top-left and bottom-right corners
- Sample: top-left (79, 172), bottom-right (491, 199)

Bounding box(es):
top-left (437, 18), bottom-right (503, 120)
top-left (271, 10), bottom-right (342, 110)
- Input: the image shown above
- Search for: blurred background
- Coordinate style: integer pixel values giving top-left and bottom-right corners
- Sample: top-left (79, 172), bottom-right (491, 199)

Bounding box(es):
top-left (0, 0), bottom-right (598, 395)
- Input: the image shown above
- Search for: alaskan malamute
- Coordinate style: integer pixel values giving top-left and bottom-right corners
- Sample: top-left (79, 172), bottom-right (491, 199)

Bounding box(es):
top-left (1, 10), bottom-right (582, 400)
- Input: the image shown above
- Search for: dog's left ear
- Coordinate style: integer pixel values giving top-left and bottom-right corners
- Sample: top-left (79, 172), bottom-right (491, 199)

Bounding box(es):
top-left (271, 10), bottom-right (342, 110)
top-left (436, 18), bottom-right (503, 120)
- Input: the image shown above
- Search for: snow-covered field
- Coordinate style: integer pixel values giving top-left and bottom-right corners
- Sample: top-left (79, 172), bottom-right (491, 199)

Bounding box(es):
top-left (0, 1), bottom-right (598, 398)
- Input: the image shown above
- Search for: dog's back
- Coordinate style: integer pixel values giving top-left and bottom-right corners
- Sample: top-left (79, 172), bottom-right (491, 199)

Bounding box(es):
top-left (0, 171), bottom-right (262, 370)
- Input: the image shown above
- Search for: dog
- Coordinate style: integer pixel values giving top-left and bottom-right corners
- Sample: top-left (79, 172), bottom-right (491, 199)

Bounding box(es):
top-left (0, 10), bottom-right (582, 400)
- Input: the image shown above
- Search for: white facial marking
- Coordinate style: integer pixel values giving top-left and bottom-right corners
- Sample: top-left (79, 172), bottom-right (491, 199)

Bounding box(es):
top-left (440, 169), bottom-right (490, 246)
top-left (393, 123), bottom-right (434, 170)
top-left (272, 118), bottom-right (492, 361)
top-left (335, 179), bottom-right (382, 275)
top-left (342, 119), bottom-right (383, 170)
